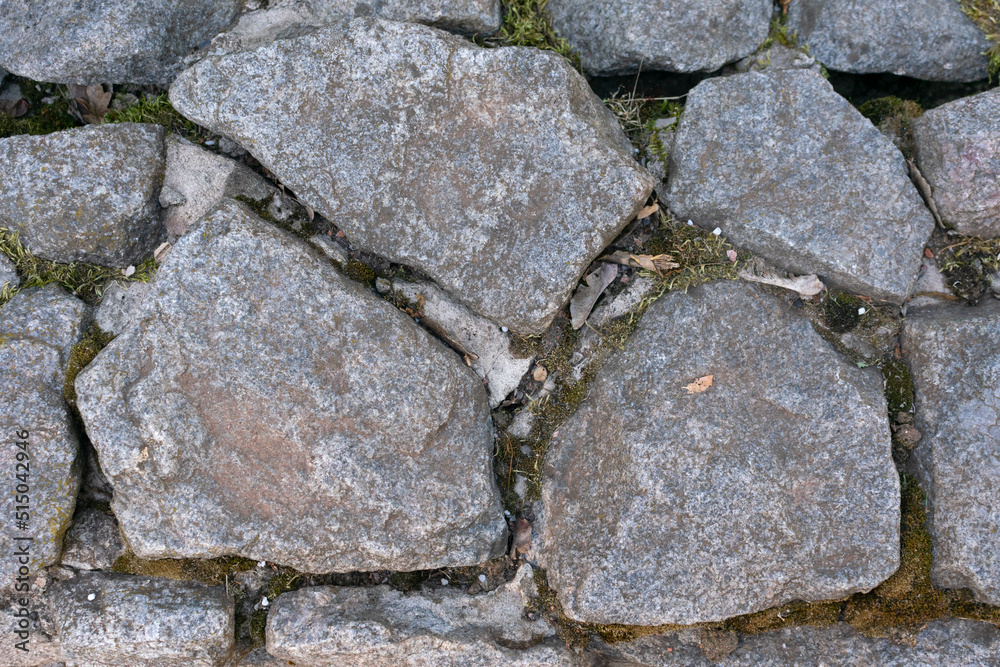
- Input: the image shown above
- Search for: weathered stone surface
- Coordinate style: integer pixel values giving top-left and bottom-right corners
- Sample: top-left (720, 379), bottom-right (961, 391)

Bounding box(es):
top-left (161, 134), bottom-right (302, 239)
top-left (390, 279), bottom-right (533, 408)
top-left (0, 286), bottom-right (90, 586)
top-left (0, 124), bottom-right (166, 267)
top-left (903, 298), bottom-right (1000, 605)
top-left (537, 280), bottom-right (899, 625)
top-left (0, 589), bottom-right (62, 667)
top-left (547, 0), bottom-right (772, 76)
top-left (732, 44), bottom-right (823, 74)
top-left (60, 507), bottom-right (126, 571)
top-left (592, 618), bottom-right (1000, 665)
top-left (0, 0), bottom-right (240, 84)
top-left (94, 281), bottom-right (152, 338)
top-left (666, 70), bottom-right (934, 304)
top-left (76, 199), bottom-right (506, 572)
top-left (170, 18), bottom-right (654, 334)
top-left (0, 255), bottom-right (17, 292)
top-left (787, 0), bottom-right (991, 82)
top-left (214, 0), bottom-right (501, 51)
top-left (913, 88), bottom-right (1000, 238)
top-left (51, 572), bottom-right (234, 666)
top-left (266, 565), bottom-right (584, 666)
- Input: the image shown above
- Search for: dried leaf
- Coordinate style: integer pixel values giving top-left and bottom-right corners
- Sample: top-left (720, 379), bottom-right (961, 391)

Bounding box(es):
top-left (532, 365), bottom-right (547, 382)
top-left (121, 265), bottom-right (136, 278)
top-left (907, 158), bottom-right (943, 227)
top-left (684, 375), bottom-right (713, 394)
top-left (635, 202), bottom-right (659, 220)
top-left (738, 269), bottom-right (824, 297)
top-left (153, 242), bottom-right (172, 263)
top-left (0, 98), bottom-right (28, 118)
top-left (600, 250), bottom-right (679, 274)
top-left (570, 262), bottom-right (618, 329)
top-left (511, 517), bottom-right (532, 556)
top-left (67, 83), bottom-right (112, 124)
top-left (304, 204), bottom-right (314, 221)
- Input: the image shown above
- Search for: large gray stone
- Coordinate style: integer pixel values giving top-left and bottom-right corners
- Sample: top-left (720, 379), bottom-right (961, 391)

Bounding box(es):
top-left (903, 299), bottom-right (1000, 605)
top-left (787, 0), bottom-right (991, 82)
top-left (0, 124), bottom-right (166, 268)
top-left (50, 572), bottom-right (235, 667)
top-left (547, 0), bottom-right (771, 76)
top-left (536, 280), bottom-right (899, 625)
top-left (666, 70), bottom-right (934, 304)
top-left (169, 18), bottom-right (654, 334)
top-left (266, 565), bottom-right (584, 666)
top-left (94, 281), bottom-right (152, 338)
top-left (593, 618), bottom-right (1000, 666)
top-left (0, 588), bottom-right (62, 667)
top-left (0, 286), bottom-right (90, 588)
top-left (0, 0), bottom-right (240, 84)
top-left (76, 199), bottom-right (507, 572)
top-left (913, 88), bottom-right (1000, 238)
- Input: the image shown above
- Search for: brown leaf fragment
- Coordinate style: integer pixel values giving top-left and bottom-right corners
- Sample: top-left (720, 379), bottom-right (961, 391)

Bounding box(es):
top-left (600, 250), bottom-right (679, 274)
top-left (907, 158), bottom-right (943, 227)
top-left (153, 242), bottom-right (172, 263)
top-left (511, 517), bottom-right (532, 556)
top-left (570, 262), bottom-right (618, 329)
top-left (684, 375), bottom-right (713, 394)
top-left (532, 365), bottom-right (547, 382)
top-left (635, 202), bottom-right (659, 220)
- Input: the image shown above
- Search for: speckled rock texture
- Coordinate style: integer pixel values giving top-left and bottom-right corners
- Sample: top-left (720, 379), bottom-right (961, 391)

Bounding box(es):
top-left (50, 572), bottom-right (235, 667)
top-left (220, 0), bottom-right (501, 45)
top-left (0, 285), bottom-right (90, 587)
top-left (903, 299), bottom-right (1000, 605)
top-left (266, 566), bottom-right (584, 666)
top-left (0, 255), bottom-right (17, 292)
top-left (732, 44), bottom-right (823, 74)
top-left (787, 0), bottom-right (991, 82)
top-left (169, 18), bottom-right (655, 334)
top-left (592, 618), bottom-right (1000, 665)
top-left (0, 0), bottom-right (241, 84)
top-left (76, 199), bottom-right (507, 572)
top-left (0, 590), bottom-right (62, 667)
top-left (536, 280), bottom-right (900, 625)
top-left (161, 134), bottom-right (302, 239)
top-left (60, 507), bottom-right (126, 571)
top-left (94, 280), bottom-right (152, 337)
top-left (913, 87), bottom-right (1000, 238)
top-left (666, 70), bottom-right (934, 304)
top-left (0, 124), bottom-right (167, 268)
top-left (547, 0), bottom-right (772, 76)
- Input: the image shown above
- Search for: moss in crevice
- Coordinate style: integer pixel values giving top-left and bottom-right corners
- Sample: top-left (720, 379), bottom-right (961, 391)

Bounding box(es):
top-left (479, 0), bottom-right (578, 67)
top-left (232, 193), bottom-right (315, 240)
top-left (111, 549), bottom-right (259, 584)
top-left (857, 96), bottom-right (924, 158)
top-left (929, 230), bottom-right (1000, 302)
top-left (881, 358), bottom-right (915, 415)
top-left (63, 324), bottom-right (115, 409)
top-left (957, 0), bottom-right (1000, 79)
top-left (0, 77), bottom-right (79, 138)
top-left (103, 93), bottom-right (203, 142)
top-left (0, 227), bottom-right (157, 307)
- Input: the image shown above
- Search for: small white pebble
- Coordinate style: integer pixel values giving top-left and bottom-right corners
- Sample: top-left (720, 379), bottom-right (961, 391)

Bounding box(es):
top-left (687, 220), bottom-right (694, 226)
top-left (504, 510), bottom-right (511, 516)
top-left (121, 265), bottom-right (136, 278)
top-left (712, 227), bottom-right (722, 236)
top-left (204, 140), bottom-right (216, 146)
top-left (261, 596), bottom-right (269, 608)
top-left (257, 561), bottom-right (266, 568)
top-left (858, 307), bottom-right (866, 315)
top-left (87, 593), bottom-right (96, 601)
top-left (440, 578), bottom-right (449, 586)
top-left (501, 326), bottom-right (508, 333)
top-left (478, 574), bottom-right (487, 583)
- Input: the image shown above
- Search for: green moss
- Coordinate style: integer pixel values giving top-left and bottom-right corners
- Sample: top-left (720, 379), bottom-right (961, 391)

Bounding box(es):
top-left (103, 93), bottom-right (203, 142)
top-left (63, 324), bottom-right (115, 408)
top-left (344, 260), bottom-right (377, 287)
top-left (0, 227), bottom-right (157, 307)
top-left (233, 194), bottom-right (315, 239)
top-left (932, 232), bottom-right (1000, 302)
top-left (857, 96), bottom-right (924, 158)
top-left (480, 0), bottom-right (578, 67)
top-left (264, 570), bottom-right (303, 600)
top-left (111, 549), bottom-right (258, 584)
top-left (821, 289), bottom-right (864, 333)
top-left (0, 77), bottom-right (79, 138)
top-left (249, 608), bottom-right (269, 644)
top-left (760, 17), bottom-right (800, 50)
top-left (957, 0), bottom-right (1000, 79)
top-left (881, 358), bottom-right (915, 414)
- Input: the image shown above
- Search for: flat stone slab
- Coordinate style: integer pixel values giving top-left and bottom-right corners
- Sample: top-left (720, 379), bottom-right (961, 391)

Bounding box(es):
top-left (903, 298), bottom-right (1000, 605)
top-left (170, 17), bottom-right (654, 334)
top-left (666, 70), bottom-right (934, 304)
top-left (537, 280), bottom-right (900, 625)
top-left (60, 507), bottom-right (127, 571)
top-left (592, 618), bottom-right (1000, 665)
top-left (0, 285), bottom-right (89, 586)
top-left (76, 199), bottom-right (506, 572)
top-left (787, 0), bottom-right (991, 82)
top-left (0, 0), bottom-right (240, 84)
top-left (50, 572), bottom-right (234, 667)
top-left (913, 87), bottom-right (1000, 238)
top-left (266, 565), bottom-right (583, 666)
top-left (0, 124), bottom-right (166, 268)
top-left (547, 0), bottom-right (772, 76)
